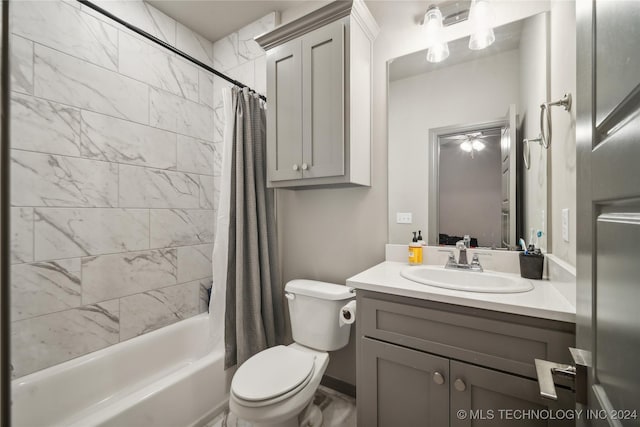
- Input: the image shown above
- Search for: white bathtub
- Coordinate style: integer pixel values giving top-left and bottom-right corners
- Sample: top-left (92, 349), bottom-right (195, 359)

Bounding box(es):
top-left (12, 314), bottom-right (233, 427)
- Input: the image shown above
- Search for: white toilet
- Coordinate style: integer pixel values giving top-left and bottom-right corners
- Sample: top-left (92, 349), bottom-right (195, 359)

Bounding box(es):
top-left (229, 279), bottom-right (355, 427)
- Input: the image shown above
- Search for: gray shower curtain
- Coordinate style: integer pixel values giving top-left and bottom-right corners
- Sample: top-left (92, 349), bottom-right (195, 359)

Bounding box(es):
top-left (224, 87), bottom-right (285, 369)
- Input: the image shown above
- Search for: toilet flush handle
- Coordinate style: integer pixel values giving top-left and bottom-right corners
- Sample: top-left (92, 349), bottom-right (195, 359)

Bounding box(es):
top-left (285, 292), bottom-right (295, 300)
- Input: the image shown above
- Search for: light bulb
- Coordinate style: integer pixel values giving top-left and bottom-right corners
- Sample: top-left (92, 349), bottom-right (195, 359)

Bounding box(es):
top-left (469, 29), bottom-right (495, 50)
top-left (424, 6), bottom-right (449, 63)
top-left (468, 0), bottom-right (495, 50)
top-left (427, 43), bottom-right (450, 63)
top-left (472, 139), bottom-right (486, 151)
top-left (460, 141), bottom-right (472, 152)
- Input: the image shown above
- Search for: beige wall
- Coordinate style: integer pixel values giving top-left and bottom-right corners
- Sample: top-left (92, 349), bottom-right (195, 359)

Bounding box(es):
top-left (519, 12), bottom-right (550, 252)
top-left (549, 1), bottom-right (576, 266)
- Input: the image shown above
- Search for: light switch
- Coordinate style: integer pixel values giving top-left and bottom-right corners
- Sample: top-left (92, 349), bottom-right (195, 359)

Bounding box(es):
top-left (396, 212), bottom-right (412, 224)
top-left (561, 208), bottom-right (570, 242)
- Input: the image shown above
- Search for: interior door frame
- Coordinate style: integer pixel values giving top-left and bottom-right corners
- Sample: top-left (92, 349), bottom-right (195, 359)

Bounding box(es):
top-left (575, 0), bottom-right (594, 415)
top-left (427, 118), bottom-right (508, 247)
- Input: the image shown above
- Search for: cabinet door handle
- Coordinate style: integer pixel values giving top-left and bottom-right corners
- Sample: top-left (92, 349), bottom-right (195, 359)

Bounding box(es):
top-left (433, 372), bottom-right (445, 385)
top-left (292, 164), bottom-right (299, 171)
top-left (301, 163), bottom-right (309, 170)
top-left (454, 378), bottom-right (466, 392)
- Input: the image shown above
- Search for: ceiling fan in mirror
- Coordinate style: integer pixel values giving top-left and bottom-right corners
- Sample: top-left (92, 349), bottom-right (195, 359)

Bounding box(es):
top-left (443, 131), bottom-right (493, 158)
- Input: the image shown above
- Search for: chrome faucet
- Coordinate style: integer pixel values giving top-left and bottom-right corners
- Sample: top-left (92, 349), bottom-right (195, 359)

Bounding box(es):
top-left (456, 241), bottom-right (468, 265)
top-left (443, 238), bottom-right (483, 272)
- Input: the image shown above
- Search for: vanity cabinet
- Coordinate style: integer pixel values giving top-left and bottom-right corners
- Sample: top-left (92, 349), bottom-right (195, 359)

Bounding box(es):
top-left (256, 0), bottom-right (378, 189)
top-left (356, 291), bottom-right (576, 427)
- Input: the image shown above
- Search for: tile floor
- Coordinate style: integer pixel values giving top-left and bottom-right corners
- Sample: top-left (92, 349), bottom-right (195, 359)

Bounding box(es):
top-left (205, 385), bottom-right (356, 427)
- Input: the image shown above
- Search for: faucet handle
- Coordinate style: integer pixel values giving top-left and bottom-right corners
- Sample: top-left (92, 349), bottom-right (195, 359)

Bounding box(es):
top-left (438, 249), bottom-right (456, 264)
top-left (438, 249), bottom-right (455, 258)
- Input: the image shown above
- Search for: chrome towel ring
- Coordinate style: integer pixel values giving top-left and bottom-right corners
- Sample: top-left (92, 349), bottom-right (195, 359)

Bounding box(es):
top-left (523, 93), bottom-right (572, 169)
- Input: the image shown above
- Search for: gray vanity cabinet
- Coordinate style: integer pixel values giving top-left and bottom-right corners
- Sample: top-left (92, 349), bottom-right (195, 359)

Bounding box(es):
top-left (450, 361), bottom-right (574, 427)
top-left (356, 290), bottom-right (577, 426)
top-left (360, 337), bottom-right (450, 427)
top-left (257, 0), bottom-right (378, 189)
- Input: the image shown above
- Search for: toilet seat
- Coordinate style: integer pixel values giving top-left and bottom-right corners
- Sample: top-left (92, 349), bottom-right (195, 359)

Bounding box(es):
top-left (231, 345), bottom-right (316, 408)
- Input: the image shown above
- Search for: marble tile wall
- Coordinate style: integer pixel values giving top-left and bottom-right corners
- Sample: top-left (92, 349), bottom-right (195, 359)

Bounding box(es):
top-left (9, 0), bottom-right (222, 378)
top-left (211, 12), bottom-right (277, 143)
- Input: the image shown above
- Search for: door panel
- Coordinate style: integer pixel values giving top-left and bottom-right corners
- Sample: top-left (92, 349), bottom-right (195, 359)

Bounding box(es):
top-left (592, 117), bottom-right (640, 201)
top-left (595, 212), bottom-right (640, 418)
top-left (359, 337), bottom-right (449, 427)
top-left (450, 361), bottom-right (574, 427)
top-left (302, 20), bottom-right (344, 179)
top-left (266, 39), bottom-right (303, 182)
top-left (594, 1), bottom-right (640, 127)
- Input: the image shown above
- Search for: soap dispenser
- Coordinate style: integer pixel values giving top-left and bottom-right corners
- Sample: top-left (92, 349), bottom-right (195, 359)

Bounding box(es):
top-left (409, 232), bottom-right (423, 265)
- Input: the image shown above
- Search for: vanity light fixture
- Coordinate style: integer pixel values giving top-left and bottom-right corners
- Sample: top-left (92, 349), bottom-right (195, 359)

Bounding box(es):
top-left (424, 6), bottom-right (450, 63)
top-left (468, 0), bottom-right (496, 50)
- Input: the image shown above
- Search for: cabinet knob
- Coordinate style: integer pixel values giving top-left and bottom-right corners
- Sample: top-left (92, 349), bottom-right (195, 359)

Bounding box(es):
top-left (433, 372), bottom-right (445, 385)
top-left (454, 378), bottom-right (467, 392)
top-left (301, 163), bottom-right (309, 170)
top-left (292, 164), bottom-right (299, 171)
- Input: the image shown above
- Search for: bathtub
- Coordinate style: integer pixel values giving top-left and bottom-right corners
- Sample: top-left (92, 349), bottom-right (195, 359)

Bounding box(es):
top-left (12, 314), bottom-right (233, 427)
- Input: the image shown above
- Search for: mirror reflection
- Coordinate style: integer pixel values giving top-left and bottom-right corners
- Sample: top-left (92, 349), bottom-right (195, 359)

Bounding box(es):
top-left (388, 12), bottom-right (550, 250)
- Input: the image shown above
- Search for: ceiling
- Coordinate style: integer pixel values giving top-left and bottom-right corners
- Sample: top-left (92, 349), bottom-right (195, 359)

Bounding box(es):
top-left (146, 0), bottom-right (329, 42)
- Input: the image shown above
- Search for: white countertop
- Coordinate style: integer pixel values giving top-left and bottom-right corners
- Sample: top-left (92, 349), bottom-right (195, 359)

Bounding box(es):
top-left (347, 261), bottom-right (576, 323)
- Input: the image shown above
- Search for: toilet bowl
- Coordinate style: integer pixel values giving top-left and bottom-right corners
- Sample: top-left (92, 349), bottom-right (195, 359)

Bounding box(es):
top-left (228, 280), bottom-right (355, 427)
top-left (229, 344), bottom-right (328, 427)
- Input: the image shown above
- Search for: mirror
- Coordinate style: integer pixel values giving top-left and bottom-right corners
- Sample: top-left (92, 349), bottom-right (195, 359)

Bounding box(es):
top-left (388, 11), bottom-right (550, 250)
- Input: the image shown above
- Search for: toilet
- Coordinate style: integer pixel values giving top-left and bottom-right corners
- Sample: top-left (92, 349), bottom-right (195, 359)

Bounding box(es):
top-left (229, 279), bottom-right (355, 427)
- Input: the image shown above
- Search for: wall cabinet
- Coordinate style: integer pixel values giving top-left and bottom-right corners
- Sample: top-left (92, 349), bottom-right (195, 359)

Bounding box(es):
top-left (357, 291), bottom-right (577, 427)
top-left (256, 0), bottom-right (378, 189)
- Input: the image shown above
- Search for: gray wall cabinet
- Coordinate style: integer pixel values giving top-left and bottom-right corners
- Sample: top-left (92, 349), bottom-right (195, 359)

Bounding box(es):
top-left (356, 291), bottom-right (577, 426)
top-left (256, 0), bottom-right (379, 189)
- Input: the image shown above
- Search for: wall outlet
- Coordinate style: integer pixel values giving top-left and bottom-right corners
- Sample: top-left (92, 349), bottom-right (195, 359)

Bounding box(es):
top-left (396, 212), bottom-right (413, 224)
top-left (561, 208), bottom-right (570, 242)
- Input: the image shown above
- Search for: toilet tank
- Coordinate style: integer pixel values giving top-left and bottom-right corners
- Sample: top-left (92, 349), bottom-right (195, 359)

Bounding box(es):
top-left (285, 280), bottom-right (355, 351)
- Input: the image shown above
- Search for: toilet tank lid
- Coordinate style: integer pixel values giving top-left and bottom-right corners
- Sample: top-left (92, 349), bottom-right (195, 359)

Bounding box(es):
top-left (285, 280), bottom-right (355, 300)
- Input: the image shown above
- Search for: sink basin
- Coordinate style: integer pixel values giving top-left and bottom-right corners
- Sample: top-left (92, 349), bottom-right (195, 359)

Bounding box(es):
top-left (400, 265), bottom-right (534, 293)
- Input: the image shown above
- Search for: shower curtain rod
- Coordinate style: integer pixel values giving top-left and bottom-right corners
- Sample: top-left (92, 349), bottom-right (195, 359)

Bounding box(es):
top-left (78, 0), bottom-right (267, 102)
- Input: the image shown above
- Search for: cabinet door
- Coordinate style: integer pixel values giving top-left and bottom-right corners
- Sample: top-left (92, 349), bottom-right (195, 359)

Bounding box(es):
top-left (301, 20), bottom-right (345, 179)
top-left (359, 338), bottom-right (449, 427)
top-left (266, 38), bottom-right (303, 182)
top-left (450, 361), bottom-right (575, 427)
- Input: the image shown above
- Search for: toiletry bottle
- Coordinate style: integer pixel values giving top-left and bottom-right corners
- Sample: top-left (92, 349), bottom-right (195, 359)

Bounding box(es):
top-left (409, 232), bottom-right (423, 265)
top-left (417, 230), bottom-right (426, 246)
